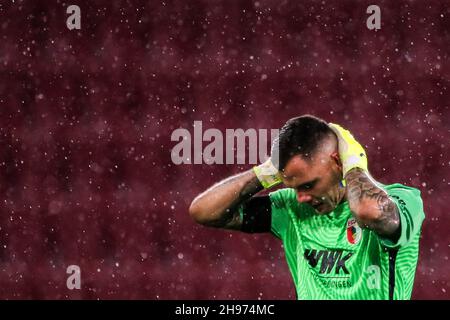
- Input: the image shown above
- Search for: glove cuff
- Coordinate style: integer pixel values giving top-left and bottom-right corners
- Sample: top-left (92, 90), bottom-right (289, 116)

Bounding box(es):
top-left (343, 154), bottom-right (368, 176)
top-left (253, 160), bottom-right (282, 189)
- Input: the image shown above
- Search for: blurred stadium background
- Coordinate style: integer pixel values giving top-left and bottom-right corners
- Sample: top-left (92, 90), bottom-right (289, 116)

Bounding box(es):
top-left (0, 0), bottom-right (448, 299)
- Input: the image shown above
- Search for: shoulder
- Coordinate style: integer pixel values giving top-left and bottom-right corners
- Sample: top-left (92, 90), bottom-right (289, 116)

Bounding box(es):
top-left (268, 188), bottom-right (312, 220)
top-left (377, 183), bottom-right (425, 248)
top-left (269, 188), bottom-right (297, 209)
top-left (381, 182), bottom-right (422, 199)
top-left (382, 182), bottom-right (420, 192)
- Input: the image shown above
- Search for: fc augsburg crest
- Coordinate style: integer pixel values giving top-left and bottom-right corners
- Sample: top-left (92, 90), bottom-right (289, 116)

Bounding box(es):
top-left (346, 218), bottom-right (362, 245)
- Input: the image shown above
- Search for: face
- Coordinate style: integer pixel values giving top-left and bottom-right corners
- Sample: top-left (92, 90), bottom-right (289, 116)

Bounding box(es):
top-left (281, 146), bottom-right (344, 214)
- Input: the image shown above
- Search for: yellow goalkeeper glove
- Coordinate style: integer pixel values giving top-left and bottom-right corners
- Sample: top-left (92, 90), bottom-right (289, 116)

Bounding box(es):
top-left (329, 123), bottom-right (368, 176)
top-left (253, 158), bottom-right (282, 189)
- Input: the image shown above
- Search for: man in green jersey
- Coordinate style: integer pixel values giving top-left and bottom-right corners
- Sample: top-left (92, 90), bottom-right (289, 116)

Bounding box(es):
top-left (189, 115), bottom-right (425, 300)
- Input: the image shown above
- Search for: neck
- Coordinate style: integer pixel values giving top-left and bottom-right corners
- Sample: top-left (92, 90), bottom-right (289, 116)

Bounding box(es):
top-left (334, 181), bottom-right (347, 206)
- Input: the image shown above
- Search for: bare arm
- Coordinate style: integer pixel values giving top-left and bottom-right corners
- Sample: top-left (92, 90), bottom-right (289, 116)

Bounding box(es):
top-left (345, 168), bottom-right (400, 241)
top-left (189, 170), bottom-right (264, 230)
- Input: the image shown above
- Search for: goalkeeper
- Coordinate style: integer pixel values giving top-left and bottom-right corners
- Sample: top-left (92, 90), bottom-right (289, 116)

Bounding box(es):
top-left (189, 115), bottom-right (424, 300)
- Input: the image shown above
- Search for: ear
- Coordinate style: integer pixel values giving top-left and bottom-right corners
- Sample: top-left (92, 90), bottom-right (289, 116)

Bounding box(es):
top-left (330, 152), bottom-right (342, 169)
top-left (330, 152), bottom-right (344, 182)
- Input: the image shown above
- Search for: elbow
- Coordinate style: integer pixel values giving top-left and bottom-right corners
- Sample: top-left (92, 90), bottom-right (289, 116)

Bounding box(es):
top-left (188, 200), bottom-right (202, 223)
top-left (188, 200), bottom-right (209, 225)
top-left (189, 199), bottom-right (227, 227)
top-left (350, 199), bottom-right (400, 237)
top-left (349, 199), bottom-right (382, 227)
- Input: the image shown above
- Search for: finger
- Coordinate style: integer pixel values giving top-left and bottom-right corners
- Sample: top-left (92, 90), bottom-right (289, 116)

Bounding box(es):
top-left (329, 123), bottom-right (357, 144)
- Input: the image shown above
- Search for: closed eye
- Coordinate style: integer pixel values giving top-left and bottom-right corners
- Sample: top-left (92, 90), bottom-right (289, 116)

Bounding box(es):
top-left (299, 183), bottom-right (313, 190)
top-left (296, 179), bottom-right (318, 191)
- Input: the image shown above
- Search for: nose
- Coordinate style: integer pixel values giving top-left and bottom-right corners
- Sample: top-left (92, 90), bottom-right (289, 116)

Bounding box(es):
top-left (297, 192), bottom-right (312, 203)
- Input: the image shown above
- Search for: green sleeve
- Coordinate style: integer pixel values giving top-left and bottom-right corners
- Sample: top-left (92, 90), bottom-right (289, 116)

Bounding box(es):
top-left (379, 184), bottom-right (425, 248)
top-left (269, 188), bottom-right (296, 239)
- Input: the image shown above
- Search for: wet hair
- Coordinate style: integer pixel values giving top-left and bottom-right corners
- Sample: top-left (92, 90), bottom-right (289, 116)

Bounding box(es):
top-left (271, 115), bottom-right (334, 170)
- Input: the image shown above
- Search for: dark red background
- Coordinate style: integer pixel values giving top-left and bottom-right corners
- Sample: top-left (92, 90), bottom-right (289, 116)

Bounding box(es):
top-left (0, 0), bottom-right (448, 299)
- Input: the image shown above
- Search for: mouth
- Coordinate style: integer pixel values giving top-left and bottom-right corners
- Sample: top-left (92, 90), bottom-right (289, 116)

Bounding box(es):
top-left (313, 203), bottom-right (331, 215)
top-left (311, 201), bottom-right (324, 210)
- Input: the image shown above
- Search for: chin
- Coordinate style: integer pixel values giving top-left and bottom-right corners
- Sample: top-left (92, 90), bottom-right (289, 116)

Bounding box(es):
top-left (314, 205), bottom-right (334, 215)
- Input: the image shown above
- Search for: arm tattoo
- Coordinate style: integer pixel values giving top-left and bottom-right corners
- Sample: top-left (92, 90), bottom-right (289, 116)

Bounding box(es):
top-left (207, 174), bottom-right (263, 229)
top-left (218, 173), bottom-right (263, 199)
top-left (345, 168), bottom-right (400, 239)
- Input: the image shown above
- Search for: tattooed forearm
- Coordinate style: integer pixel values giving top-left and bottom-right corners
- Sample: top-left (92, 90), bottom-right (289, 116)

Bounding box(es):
top-left (189, 170), bottom-right (263, 230)
top-left (220, 173), bottom-right (263, 196)
top-left (207, 174), bottom-right (263, 228)
top-left (345, 168), bottom-right (400, 239)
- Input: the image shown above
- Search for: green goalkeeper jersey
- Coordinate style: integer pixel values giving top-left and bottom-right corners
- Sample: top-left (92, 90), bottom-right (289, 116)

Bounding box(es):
top-left (269, 183), bottom-right (424, 300)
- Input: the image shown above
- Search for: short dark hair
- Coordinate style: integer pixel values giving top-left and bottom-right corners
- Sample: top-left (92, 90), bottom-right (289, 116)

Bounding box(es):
top-left (271, 115), bottom-right (334, 170)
